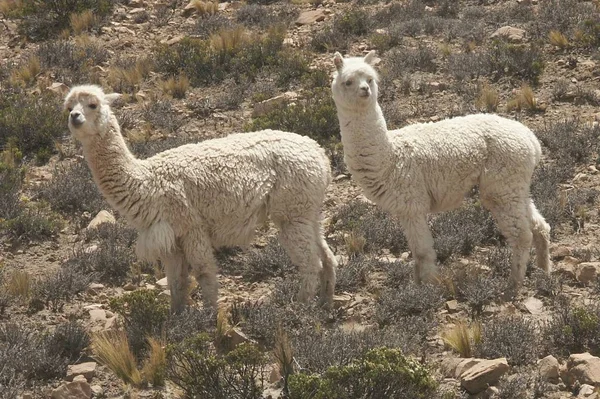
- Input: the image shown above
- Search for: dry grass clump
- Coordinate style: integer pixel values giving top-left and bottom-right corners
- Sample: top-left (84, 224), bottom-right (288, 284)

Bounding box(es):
top-left (141, 337), bottom-right (167, 387)
top-left (549, 30), bottom-right (569, 49)
top-left (159, 75), bottom-right (190, 99)
top-left (107, 58), bottom-right (152, 94)
top-left (442, 321), bottom-right (481, 358)
top-left (475, 84), bottom-right (499, 112)
top-left (9, 56), bottom-right (41, 87)
top-left (70, 10), bottom-right (96, 35)
top-left (210, 26), bottom-right (249, 54)
top-left (187, 0), bottom-right (219, 17)
top-left (7, 270), bottom-right (32, 301)
top-left (92, 330), bottom-right (143, 386)
top-left (507, 84), bottom-right (545, 113)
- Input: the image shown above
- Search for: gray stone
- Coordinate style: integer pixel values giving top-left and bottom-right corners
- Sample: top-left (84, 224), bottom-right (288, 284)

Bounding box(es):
top-left (66, 362), bottom-right (97, 382)
top-left (539, 355), bottom-right (560, 382)
top-left (577, 262), bottom-right (600, 285)
top-left (86, 210), bottom-right (115, 230)
top-left (565, 352), bottom-right (600, 387)
top-left (51, 380), bottom-right (92, 399)
top-left (460, 358), bottom-right (510, 394)
top-left (295, 10), bottom-right (327, 26)
top-left (490, 26), bottom-right (527, 42)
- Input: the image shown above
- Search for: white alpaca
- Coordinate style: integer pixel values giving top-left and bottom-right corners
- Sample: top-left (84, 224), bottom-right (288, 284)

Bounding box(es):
top-left (64, 84), bottom-right (337, 312)
top-left (331, 51), bottom-right (551, 290)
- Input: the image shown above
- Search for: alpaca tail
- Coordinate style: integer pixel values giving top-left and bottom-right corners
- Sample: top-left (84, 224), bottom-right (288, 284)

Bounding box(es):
top-left (529, 200), bottom-right (551, 273)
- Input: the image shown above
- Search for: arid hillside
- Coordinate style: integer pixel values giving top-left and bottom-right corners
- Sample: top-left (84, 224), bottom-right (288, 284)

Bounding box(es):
top-left (1, 0), bottom-right (600, 398)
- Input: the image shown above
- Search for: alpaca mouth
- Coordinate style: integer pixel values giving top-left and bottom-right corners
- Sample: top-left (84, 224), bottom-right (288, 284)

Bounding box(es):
top-left (358, 92), bottom-right (370, 98)
top-left (70, 118), bottom-right (84, 127)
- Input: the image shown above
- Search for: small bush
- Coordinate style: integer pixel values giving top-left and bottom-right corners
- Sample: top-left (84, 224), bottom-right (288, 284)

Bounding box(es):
top-left (376, 283), bottom-right (445, 324)
top-left (241, 238), bottom-right (295, 282)
top-left (430, 200), bottom-right (500, 264)
top-left (488, 41), bottom-right (544, 84)
top-left (140, 98), bottom-right (185, 134)
top-left (1, 208), bottom-right (63, 242)
top-left (47, 321), bottom-right (90, 361)
top-left (545, 296), bottom-right (600, 356)
top-left (384, 45), bottom-right (438, 76)
top-left (530, 163), bottom-right (573, 233)
top-left (159, 75), bottom-right (190, 99)
top-left (456, 270), bottom-right (505, 316)
top-left (37, 38), bottom-right (109, 85)
top-left (288, 347), bottom-right (437, 399)
top-left (31, 267), bottom-right (93, 312)
top-left (38, 158), bottom-right (107, 215)
top-left (476, 315), bottom-right (540, 366)
top-left (16, 0), bottom-right (116, 41)
top-left (0, 162), bottom-right (24, 221)
top-left (537, 119), bottom-right (600, 166)
top-left (0, 90), bottom-right (64, 161)
top-left (475, 84), bottom-right (499, 112)
top-left (191, 13), bottom-right (233, 39)
top-left (110, 289), bottom-right (170, 356)
top-left (167, 333), bottom-right (267, 399)
top-left (245, 88), bottom-right (339, 147)
top-left (65, 222), bottom-right (137, 285)
top-left (166, 307), bottom-right (216, 344)
top-left (330, 200), bottom-right (408, 255)
top-left (336, 256), bottom-right (379, 292)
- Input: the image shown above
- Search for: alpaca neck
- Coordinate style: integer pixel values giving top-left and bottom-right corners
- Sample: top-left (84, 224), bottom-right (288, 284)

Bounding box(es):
top-left (82, 115), bottom-right (145, 219)
top-left (337, 102), bottom-right (396, 197)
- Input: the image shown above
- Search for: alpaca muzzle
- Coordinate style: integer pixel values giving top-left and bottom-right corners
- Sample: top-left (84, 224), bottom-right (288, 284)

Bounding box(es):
top-left (70, 112), bottom-right (84, 127)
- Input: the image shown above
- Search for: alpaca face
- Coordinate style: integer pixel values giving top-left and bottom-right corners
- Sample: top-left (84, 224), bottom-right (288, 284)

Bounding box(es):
top-left (63, 85), bottom-right (121, 141)
top-left (331, 51), bottom-right (379, 111)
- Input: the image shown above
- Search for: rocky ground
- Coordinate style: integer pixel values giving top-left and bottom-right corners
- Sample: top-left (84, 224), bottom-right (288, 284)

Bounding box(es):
top-left (2, 0), bottom-right (600, 398)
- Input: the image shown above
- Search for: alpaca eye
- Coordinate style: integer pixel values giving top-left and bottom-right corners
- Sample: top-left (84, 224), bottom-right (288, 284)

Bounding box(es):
top-left (89, 104), bottom-right (97, 109)
top-left (368, 78), bottom-right (373, 84)
top-left (345, 80), bottom-right (353, 86)
top-left (67, 107), bottom-right (72, 112)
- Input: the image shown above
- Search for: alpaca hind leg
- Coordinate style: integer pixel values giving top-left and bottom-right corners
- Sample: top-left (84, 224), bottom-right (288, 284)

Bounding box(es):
top-left (529, 200), bottom-right (551, 273)
top-left (181, 230), bottom-right (219, 309)
top-left (401, 217), bottom-right (438, 284)
top-left (484, 198), bottom-right (533, 291)
top-left (161, 250), bottom-right (189, 314)
top-left (315, 222), bottom-right (337, 308)
top-left (278, 220), bottom-right (322, 304)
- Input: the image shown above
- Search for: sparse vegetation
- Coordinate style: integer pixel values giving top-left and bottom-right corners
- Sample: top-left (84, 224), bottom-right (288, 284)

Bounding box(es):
top-left (92, 330), bottom-right (143, 386)
top-left (442, 321), bottom-right (481, 358)
top-left (476, 315), bottom-right (540, 366)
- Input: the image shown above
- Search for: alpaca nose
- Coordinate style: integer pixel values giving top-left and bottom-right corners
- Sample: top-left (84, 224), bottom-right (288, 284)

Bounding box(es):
top-left (70, 111), bottom-right (83, 126)
top-left (359, 86), bottom-right (370, 97)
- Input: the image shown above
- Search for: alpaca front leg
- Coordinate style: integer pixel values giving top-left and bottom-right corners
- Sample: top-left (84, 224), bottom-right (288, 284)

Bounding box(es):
top-left (181, 231), bottom-right (219, 309)
top-left (402, 217), bottom-right (438, 284)
top-left (317, 233), bottom-right (338, 309)
top-left (161, 251), bottom-right (189, 314)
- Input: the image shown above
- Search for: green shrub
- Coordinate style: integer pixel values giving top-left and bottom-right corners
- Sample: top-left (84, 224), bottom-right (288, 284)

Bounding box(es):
top-left (1, 208), bottom-right (63, 242)
top-left (288, 347), bottom-right (437, 399)
top-left (15, 0), bottom-right (116, 41)
top-left (167, 333), bottom-right (267, 399)
top-left (0, 90), bottom-right (64, 162)
top-left (110, 289), bottom-right (170, 356)
top-left (488, 41), bottom-right (544, 84)
top-left (545, 296), bottom-right (600, 356)
top-left (245, 88), bottom-right (339, 147)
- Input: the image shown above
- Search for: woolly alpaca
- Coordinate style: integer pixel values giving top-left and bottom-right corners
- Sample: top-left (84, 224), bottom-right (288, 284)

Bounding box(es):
top-left (331, 51), bottom-right (551, 290)
top-left (64, 84), bottom-right (337, 312)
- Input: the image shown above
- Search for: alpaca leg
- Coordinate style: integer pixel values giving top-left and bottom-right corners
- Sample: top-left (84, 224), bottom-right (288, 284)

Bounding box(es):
top-left (401, 217), bottom-right (438, 284)
top-left (161, 250), bottom-right (189, 314)
top-left (530, 200), bottom-right (551, 273)
top-left (181, 230), bottom-right (219, 309)
top-left (484, 198), bottom-right (533, 290)
top-left (315, 222), bottom-right (337, 308)
top-left (278, 220), bottom-right (322, 304)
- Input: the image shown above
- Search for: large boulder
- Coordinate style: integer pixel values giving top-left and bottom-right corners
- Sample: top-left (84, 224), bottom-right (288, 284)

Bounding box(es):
top-left (460, 358), bottom-right (510, 394)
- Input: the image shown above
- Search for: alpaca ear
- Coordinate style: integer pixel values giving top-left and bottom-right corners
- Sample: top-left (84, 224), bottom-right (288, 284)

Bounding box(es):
top-left (104, 93), bottom-right (122, 104)
top-left (333, 52), bottom-right (344, 71)
top-left (364, 50), bottom-right (377, 65)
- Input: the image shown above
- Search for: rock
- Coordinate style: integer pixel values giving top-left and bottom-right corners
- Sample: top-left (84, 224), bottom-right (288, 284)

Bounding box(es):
top-left (565, 353), bottom-right (600, 387)
top-left (539, 355), bottom-right (560, 382)
top-left (579, 384), bottom-right (595, 397)
top-left (123, 282), bottom-right (136, 291)
top-left (252, 92), bottom-right (298, 118)
top-left (552, 246), bottom-right (572, 259)
top-left (332, 293), bottom-right (353, 308)
top-left (491, 26), bottom-right (527, 42)
top-left (182, 1), bottom-right (198, 17)
top-left (577, 262), bottom-right (600, 285)
top-left (86, 283), bottom-right (105, 295)
top-left (88, 309), bottom-right (107, 323)
top-left (156, 277), bottom-right (168, 288)
top-left (556, 258), bottom-right (579, 280)
top-left (47, 82), bottom-right (70, 96)
top-left (442, 357), bottom-right (484, 378)
top-left (445, 300), bottom-right (459, 313)
top-left (460, 358), bottom-right (510, 394)
top-left (295, 9), bottom-right (327, 25)
top-left (227, 327), bottom-right (254, 348)
top-left (51, 380), bottom-right (92, 399)
top-left (72, 375), bottom-right (87, 383)
top-left (90, 385), bottom-right (103, 396)
top-left (66, 362), bottom-right (97, 382)
top-left (86, 210), bottom-right (115, 230)
top-left (523, 297), bottom-right (544, 315)
top-left (269, 364), bottom-right (282, 384)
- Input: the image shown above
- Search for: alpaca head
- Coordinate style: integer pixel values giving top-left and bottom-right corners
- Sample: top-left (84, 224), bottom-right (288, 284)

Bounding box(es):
top-left (331, 50), bottom-right (379, 112)
top-left (63, 85), bottom-right (121, 142)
